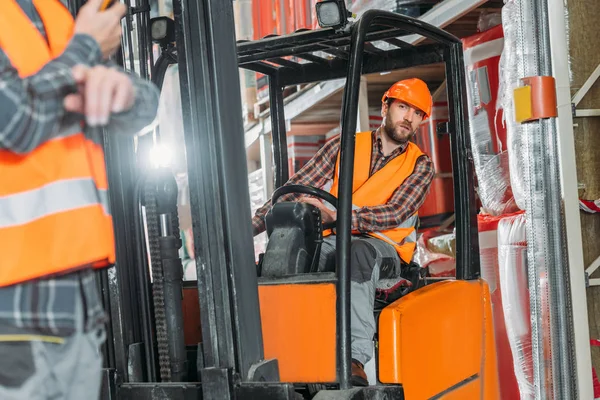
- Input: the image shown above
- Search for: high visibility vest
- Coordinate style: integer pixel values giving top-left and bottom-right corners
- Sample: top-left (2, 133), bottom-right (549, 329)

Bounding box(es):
top-left (0, 0), bottom-right (115, 287)
top-left (324, 131), bottom-right (424, 263)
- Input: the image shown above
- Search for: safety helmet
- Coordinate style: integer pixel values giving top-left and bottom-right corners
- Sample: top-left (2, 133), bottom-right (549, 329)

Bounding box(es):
top-left (381, 78), bottom-right (433, 119)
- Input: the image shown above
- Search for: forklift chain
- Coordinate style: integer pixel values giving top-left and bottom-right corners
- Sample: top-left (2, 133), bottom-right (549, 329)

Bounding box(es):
top-left (144, 181), bottom-right (172, 382)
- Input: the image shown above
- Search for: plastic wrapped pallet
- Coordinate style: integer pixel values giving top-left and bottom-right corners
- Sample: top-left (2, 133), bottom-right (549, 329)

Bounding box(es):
top-left (478, 212), bottom-right (522, 399)
top-left (463, 21), bottom-right (519, 216)
top-left (498, 212), bottom-right (533, 400)
top-left (496, 1), bottom-right (534, 211)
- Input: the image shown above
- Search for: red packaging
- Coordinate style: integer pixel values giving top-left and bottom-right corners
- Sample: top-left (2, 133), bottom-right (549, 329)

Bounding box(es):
top-left (414, 102), bottom-right (454, 219)
top-left (478, 211), bottom-right (524, 399)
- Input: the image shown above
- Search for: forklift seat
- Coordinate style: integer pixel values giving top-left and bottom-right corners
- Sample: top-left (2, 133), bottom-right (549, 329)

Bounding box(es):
top-left (260, 201), bottom-right (323, 277)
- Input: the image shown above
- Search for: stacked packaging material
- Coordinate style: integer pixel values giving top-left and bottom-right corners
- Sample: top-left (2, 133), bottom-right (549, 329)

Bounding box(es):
top-left (350, 0), bottom-right (422, 19)
top-left (369, 109), bottom-right (382, 131)
top-left (478, 212), bottom-right (523, 400)
top-left (463, 20), bottom-right (519, 216)
top-left (413, 230), bottom-right (455, 277)
top-left (413, 102), bottom-right (454, 220)
top-left (498, 212), bottom-right (534, 400)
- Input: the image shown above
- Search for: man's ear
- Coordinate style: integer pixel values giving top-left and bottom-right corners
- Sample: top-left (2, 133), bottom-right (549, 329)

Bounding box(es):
top-left (381, 102), bottom-right (388, 117)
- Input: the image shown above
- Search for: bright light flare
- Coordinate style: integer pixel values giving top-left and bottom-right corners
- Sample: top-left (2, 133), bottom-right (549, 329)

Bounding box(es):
top-left (149, 143), bottom-right (173, 168)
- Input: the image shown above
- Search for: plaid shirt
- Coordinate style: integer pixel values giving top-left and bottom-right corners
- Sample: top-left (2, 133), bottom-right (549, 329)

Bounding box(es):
top-left (0, 1), bottom-right (159, 337)
top-left (252, 128), bottom-right (435, 234)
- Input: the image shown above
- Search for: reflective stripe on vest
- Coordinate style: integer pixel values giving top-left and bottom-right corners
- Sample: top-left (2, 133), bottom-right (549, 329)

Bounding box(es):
top-left (368, 214), bottom-right (418, 247)
top-left (322, 131), bottom-right (424, 263)
top-left (0, 0), bottom-right (115, 286)
top-left (0, 178), bottom-right (110, 228)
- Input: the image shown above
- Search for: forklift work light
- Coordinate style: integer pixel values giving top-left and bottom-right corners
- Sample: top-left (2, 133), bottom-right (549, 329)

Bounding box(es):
top-left (150, 17), bottom-right (176, 47)
top-left (315, 0), bottom-right (351, 30)
top-left (148, 143), bottom-right (172, 169)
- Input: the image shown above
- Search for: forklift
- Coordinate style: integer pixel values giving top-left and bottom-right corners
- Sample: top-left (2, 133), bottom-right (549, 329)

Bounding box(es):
top-left (95, 0), bottom-right (500, 398)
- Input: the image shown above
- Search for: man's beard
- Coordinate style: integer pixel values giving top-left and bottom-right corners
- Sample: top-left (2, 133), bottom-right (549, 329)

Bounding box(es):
top-left (383, 114), bottom-right (415, 144)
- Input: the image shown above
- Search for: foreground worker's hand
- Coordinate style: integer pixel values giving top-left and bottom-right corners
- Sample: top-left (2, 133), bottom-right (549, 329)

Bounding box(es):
top-left (74, 0), bottom-right (127, 59)
top-left (299, 197), bottom-right (337, 225)
top-left (64, 65), bottom-right (136, 126)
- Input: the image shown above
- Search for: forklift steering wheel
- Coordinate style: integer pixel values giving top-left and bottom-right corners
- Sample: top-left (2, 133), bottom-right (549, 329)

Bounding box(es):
top-left (271, 184), bottom-right (339, 231)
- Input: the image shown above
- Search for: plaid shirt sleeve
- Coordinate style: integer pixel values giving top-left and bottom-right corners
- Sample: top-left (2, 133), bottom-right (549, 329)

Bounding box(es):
top-left (104, 60), bottom-right (160, 135)
top-left (251, 136), bottom-right (340, 235)
top-left (0, 34), bottom-right (102, 154)
top-left (351, 154), bottom-right (435, 232)
top-left (0, 35), bottom-right (159, 155)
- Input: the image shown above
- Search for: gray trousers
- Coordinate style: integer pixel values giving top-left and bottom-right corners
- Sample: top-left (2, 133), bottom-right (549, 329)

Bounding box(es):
top-left (0, 293), bottom-right (106, 400)
top-left (319, 235), bottom-right (401, 365)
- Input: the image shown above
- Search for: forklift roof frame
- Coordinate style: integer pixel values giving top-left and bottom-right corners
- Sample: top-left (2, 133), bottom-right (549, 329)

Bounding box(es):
top-left (235, 9), bottom-right (481, 389)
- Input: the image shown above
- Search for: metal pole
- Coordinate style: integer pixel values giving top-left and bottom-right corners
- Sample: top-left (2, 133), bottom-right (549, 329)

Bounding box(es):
top-left (260, 132), bottom-right (275, 198)
top-left (269, 76), bottom-right (290, 188)
top-left (444, 43), bottom-right (480, 280)
top-left (512, 0), bottom-right (579, 397)
top-left (546, 0), bottom-right (593, 396)
top-left (337, 17), bottom-right (368, 391)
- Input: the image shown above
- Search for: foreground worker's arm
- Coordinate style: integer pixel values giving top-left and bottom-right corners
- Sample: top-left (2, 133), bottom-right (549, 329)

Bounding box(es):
top-left (0, 35), bottom-right (102, 154)
top-left (251, 137), bottom-right (341, 235)
top-left (105, 64), bottom-right (159, 133)
top-left (0, 0), bottom-right (155, 153)
top-left (63, 62), bottom-right (159, 134)
top-left (352, 155), bottom-right (434, 233)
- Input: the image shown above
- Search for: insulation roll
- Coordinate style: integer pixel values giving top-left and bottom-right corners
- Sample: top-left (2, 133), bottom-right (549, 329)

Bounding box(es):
top-left (497, 212), bottom-right (533, 400)
top-left (463, 24), bottom-right (520, 216)
top-left (478, 212), bottom-right (522, 399)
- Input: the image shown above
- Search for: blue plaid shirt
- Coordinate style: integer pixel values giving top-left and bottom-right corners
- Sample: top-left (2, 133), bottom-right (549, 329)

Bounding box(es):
top-left (0, 0), bottom-right (159, 337)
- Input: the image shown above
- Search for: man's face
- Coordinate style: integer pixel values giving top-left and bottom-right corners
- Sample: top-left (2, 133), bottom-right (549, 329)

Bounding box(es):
top-left (381, 99), bottom-right (425, 144)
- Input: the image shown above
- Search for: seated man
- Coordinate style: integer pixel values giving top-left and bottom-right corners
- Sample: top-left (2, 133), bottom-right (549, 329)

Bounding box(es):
top-left (251, 78), bottom-right (435, 386)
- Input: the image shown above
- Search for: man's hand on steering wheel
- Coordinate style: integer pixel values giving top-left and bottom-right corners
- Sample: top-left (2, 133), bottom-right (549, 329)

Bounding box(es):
top-left (271, 184), bottom-right (338, 230)
top-left (298, 197), bottom-right (337, 225)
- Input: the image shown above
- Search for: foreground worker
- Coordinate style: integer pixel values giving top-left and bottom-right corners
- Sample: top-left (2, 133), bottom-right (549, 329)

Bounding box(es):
top-left (252, 78), bottom-right (434, 386)
top-left (0, 0), bottom-right (159, 398)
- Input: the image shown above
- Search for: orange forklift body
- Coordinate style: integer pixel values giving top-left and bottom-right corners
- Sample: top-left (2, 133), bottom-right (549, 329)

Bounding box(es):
top-left (255, 279), bottom-right (500, 398)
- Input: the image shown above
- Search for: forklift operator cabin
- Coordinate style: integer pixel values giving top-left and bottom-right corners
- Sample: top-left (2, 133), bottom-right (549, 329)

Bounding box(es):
top-left (85, 0), bottom-right (592, 399)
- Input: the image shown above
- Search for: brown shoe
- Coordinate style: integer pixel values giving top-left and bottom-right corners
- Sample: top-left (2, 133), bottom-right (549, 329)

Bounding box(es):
top-left (351, 359), bottom-right (369, 387)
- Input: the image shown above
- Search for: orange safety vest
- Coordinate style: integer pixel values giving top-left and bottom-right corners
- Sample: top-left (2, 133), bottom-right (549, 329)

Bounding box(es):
top-left (324, 131), bottom-right (424, 263)
top-left (0, 0), bottom-right (116, 287)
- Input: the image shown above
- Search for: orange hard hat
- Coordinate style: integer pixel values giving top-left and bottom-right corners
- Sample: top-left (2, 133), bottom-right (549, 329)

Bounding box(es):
top-left (381, 78), bottom-right (433, 119)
